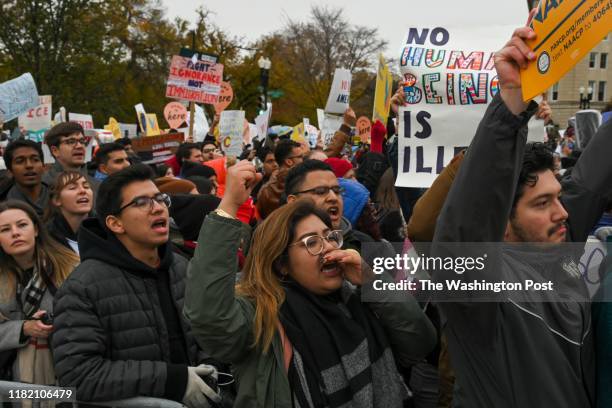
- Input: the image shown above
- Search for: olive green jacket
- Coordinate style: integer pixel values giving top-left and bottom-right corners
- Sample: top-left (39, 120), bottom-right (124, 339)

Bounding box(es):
top-left (185, 212), bottom-right (436, 407)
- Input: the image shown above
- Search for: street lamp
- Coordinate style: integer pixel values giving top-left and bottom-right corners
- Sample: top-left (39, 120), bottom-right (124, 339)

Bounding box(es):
top-left (579, 86), bottom-right (593, 109)
top-left (258, 56), bottom-right (272, 113)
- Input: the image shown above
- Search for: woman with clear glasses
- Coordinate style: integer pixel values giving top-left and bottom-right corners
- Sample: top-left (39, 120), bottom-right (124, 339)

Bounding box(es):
top-left (186, 160), bottom-right (436, 408)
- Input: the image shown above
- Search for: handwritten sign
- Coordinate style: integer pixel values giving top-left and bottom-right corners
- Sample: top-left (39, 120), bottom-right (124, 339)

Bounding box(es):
top-left (164, 102), bottom-right (188, 129)
top-left (18, 95), bottom-right (52, 142)
top-left (166, 55), bottom-right (224, 104)
top-left (214, 82), bottom-right (234, 113)
top-left (219, 110), bottom-right (245, 157)
top-left (317, 108), bottom-right (344, 147)
top-left (0, 73), bottom-right (39, 122)
top-left (69, 112), bottom-right (94, 130)
top-left (356, 116), bottom-right (372, 145)
top-left (521, 0), bottom-right (611, 101)
top-left (396, 2), bottom-right (524, 188)
top-left (325, 68), bottom-right (352, 114)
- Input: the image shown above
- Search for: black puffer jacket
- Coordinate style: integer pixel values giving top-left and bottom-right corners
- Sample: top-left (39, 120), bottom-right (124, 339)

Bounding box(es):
top-left (52, 217), bottom-right (205, 402)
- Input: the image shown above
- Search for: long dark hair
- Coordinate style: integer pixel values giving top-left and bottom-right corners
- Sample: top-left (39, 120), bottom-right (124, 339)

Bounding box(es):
top-left (0, 201), bottom-right (79, 302)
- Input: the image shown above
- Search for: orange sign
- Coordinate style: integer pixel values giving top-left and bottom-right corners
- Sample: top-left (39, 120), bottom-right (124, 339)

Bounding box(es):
top-left (163, 102), bottom-right (187, 129)
top-left (214, 82), bottom-right (234, 113)
top-left (521, 0), bottom-right (611, 101)
top-left (356, 116), bottom-right (372, 144)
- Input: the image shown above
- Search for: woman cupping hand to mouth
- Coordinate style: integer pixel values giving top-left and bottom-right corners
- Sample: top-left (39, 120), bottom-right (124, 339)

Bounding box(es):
top-left (185, 160), bottom-right (436, 408)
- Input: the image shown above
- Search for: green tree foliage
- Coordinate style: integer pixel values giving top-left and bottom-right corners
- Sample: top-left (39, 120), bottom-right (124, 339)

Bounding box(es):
top-left (0, 1), bottom-right (387, 128)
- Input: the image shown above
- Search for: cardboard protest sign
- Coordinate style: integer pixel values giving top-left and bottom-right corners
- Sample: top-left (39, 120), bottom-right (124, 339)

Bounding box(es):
top-left (356, 116), bottom-right (372, 145)
top-left (166, 55), bottom-right (224, 104)
top-left (373, 55), bottom-right (394, 125)
top-left (145, 114), bottom-right (161, 136)
top-left (131, 132), bottom-right (184, 164)
top-left (18, 95), bottom-right (52, 142)
top-left (164, 102), bottom-right (188, 129)
top-left (521, 0), bottom-right (611, 101)
top-left (396, 1), bottom-right (525, 188)
top-left (69, 112), bottom-right (94, 130)
top-left (219, 110), bottom-right (245, 157)
top-left (325, 68), bottom-right (352, 114)
top-left (214, 82), bottom-right (234, 113)
top-left (0, 73), bottom-right (39, 122)
top-left (317, 109), bottom-right (344, 147)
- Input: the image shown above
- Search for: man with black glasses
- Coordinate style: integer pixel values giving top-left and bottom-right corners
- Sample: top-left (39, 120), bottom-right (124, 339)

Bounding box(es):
top-left (52, 164), bottom-right (222, 407)
top-left (43, 122), bottom-right (99, 192)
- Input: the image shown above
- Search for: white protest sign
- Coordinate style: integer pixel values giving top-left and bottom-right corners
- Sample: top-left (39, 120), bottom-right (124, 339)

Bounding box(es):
top-left (69, 112), bottom-right (94, 130)
top-left (254, 109), bottom-right (271, 142)
top-left (396, 0), bottom-right (525, 188)
top-left (186, 104), bottom-right (210, 142)
top-left (54, 107), bottom-right (66, 124)
top-left (325, 68), bottom-right (351, 114)
top-left (247, 123), bottom-right (258, 145)
top-left (527, 117), bottom-right (546, 143)
top-left (219, 110), bottom-right (245, 157)
top-left (119, 123), bottom-right (138, 138)
top-left (0, 73), bottom-right (39, 122)
top-left (318, 109), bottom-right (344, 147)
top-left (18, 95), bottom-right (52, 142)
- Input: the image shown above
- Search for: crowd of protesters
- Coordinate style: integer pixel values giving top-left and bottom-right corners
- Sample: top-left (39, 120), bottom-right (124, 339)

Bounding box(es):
top-left (1, 19), bottom-right (612, 408)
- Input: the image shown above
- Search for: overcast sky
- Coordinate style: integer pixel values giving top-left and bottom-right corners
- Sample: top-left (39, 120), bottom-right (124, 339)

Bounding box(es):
top-left (162, 0), bottom-right (529, 58)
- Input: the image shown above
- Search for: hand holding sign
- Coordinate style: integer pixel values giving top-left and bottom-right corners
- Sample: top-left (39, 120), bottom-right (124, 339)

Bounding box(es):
top-left (495, 12), bottom-right (537, 115)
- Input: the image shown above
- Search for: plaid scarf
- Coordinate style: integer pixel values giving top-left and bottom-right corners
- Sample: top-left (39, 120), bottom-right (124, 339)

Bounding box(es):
top-left (280, 280), bottom-right (408, 408)
top-left (16, 265), bottom-right (47, 318)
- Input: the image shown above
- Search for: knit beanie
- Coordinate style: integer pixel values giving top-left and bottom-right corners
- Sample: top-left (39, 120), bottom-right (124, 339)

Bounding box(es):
top-left (371, 120), bottom-right (386, 154)
top-left (324, 157), bottom-right (353, 179)
top-left (154, 177), bottom-right (196, 195)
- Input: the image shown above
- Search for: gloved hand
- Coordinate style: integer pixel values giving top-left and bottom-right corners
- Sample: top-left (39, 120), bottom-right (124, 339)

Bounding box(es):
top-left (182, 364), bottom-right (222, 408)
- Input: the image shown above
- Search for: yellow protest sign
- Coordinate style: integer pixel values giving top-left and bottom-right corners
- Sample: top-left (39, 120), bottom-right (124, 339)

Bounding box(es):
top-left (372, 54), bottom-right (393, 125)
top-left (521, 0), bottom-right (611, 101)
top-left (104, 117), bottom-right (122, 140)
top-left (145, 113), bottom-right (161, 136)
top-left (291, 123), bottom-right (305, 142)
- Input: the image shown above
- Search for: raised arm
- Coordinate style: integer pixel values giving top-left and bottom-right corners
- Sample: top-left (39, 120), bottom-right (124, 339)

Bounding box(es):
top-left (184, 161), bottom-right (263, 363)
top-left (433, 24), bottom-right (538, 244)
top-left (561, 119), bottom-right (612, 242)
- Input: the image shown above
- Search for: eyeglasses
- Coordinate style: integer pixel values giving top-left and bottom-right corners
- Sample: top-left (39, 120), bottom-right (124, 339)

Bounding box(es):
top-left (288, 230), bottom-right (343, 256)
top-left (60, 137), bottom-right (89, 146)
top-left (203, 148), bottom-right (215, 154)
top-left (293, 185), bottom-right (344, 196)
top-left (115, 193), bottom-right (171, 215)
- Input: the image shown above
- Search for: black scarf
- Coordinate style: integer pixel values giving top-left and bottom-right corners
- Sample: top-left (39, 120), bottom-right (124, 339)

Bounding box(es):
top-left (279, 280), bottom-right (407, 408)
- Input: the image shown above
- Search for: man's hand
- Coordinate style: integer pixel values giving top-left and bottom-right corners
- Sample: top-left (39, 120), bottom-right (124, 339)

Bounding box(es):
top-left (343, 108), bottom-right (357, 128)
top-left (390, 86), bottom-right (407, 115)
top-left (536, 99), bottom-right (553, 123)
top-left (219, 160), bottom-right (262, 217)
top-left (494, 9), bottom-right (538, 115)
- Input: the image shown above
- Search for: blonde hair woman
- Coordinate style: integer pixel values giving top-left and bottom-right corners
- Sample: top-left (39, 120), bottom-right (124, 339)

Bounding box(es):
top-left (0, 200), bottom-right (78, 385)
top-left (185, 161), bottom-right (436, 407)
